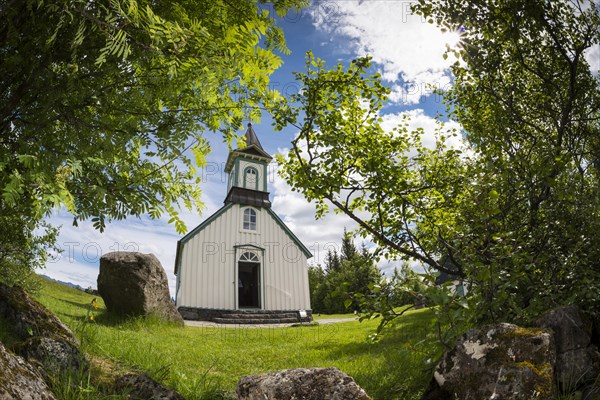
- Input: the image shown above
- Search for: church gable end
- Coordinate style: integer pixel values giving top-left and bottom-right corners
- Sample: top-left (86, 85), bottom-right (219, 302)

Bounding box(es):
top-left (174, 125), bottom-right (312, 322)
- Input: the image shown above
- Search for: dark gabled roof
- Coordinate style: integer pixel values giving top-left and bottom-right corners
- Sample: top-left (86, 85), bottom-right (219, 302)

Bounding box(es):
top-left (225, 124), bottom-right (272, 172)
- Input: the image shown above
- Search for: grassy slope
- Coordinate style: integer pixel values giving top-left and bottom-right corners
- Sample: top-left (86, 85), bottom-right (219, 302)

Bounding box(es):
top-left (33, 277), bottom-right (439, 400)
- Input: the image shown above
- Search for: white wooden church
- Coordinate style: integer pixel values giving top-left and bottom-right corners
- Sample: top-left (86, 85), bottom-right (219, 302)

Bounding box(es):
top-left (174, 125), bottom-right (313, 323)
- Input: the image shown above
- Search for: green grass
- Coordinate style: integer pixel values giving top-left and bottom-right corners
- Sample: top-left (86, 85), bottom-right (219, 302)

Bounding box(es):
top-left (32, 277), bottom-right (440, 400)
top-left (0, 315), bottom-right (20, 347)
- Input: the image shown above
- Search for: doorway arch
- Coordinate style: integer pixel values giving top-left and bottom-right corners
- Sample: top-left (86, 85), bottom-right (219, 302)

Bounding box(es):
top-left (238, 251), bottom-right (261, 309)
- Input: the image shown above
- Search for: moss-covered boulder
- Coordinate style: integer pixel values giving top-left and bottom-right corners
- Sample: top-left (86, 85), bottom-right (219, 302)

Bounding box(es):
top-left (18, 336), bottom-right (85, 373)
top-left (0, 283), bottom-right (87, 374)
top-left (0, 341), bottom-right (56, 400)
top-left (114, 373), bottom-right (185, 400)
top-left (237, 367), bottom-right (371, 400)
top-left (0, 284), bottom-right (75, 343)
top-left (434, 323), bottom-right (555, 399)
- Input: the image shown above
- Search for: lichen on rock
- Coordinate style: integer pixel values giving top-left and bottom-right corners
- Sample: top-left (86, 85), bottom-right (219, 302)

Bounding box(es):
top-left (434, 322), bottom-right (555, 400)
top-left (237, 367), bottom-right (371, 400)
top-left (0, 341), bottom-right (56, 400)
top-left (114, 373), bottom-right (185, 400)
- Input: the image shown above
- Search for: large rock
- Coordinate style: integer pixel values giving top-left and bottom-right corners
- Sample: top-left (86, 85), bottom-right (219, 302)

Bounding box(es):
top-left (0, 283), bottom-right (86, 372)
top-left (534, 305), bottom-right (600, 390)
top-left (19, 336), bottom-right (85, 372)
top-left (434, 323), bottom-right (555, 400)
top-left (534, 305), bottom-right (590, 353)
top-left (0, 342), bottom-right (56, 400)
top-left (115, 373), bottom-right (184, 400)
top-left (0, 283), bottom-right (75, 343)
top-left (236, 367), bottom-right (371, 400)
top-left (98, 252), bottom-right (183, 325)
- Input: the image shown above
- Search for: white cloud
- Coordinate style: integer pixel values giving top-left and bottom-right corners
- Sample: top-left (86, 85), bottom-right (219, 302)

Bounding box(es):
top-left (584, 42), bottom-right (599, 73)
top-left (310, 0), bottom-right (460, 104)
top-left (41, 206), bottom-right (205, 296)
top-left (42, 259), bottom-right (99, 289)
top-left (379, 108), bottom-right (464, 151)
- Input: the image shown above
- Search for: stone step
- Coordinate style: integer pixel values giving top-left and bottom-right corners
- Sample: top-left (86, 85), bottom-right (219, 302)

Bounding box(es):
top-left (212, 317), bottom-right (300, 324)
top-left (226, 313), bottom-right (298, 320)
top-left (177, 306), bottom-right (313, 324)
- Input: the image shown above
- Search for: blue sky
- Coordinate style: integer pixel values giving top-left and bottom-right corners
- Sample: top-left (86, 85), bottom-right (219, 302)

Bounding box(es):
top-left (40, 1), bottom-right (600, 294)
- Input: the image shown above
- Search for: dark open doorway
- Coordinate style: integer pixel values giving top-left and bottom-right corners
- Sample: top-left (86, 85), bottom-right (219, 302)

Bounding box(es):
top-left (238, 261), bottom-right (260, 308)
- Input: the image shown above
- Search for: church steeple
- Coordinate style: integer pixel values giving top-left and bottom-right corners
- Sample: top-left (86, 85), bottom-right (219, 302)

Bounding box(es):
top-left (244, 123), bottom-right (265, 151)
top-left (224, 124), bottom-right (272, 208)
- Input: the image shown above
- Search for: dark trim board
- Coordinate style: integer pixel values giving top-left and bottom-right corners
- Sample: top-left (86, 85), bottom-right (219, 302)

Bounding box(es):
top-left (178, 307), bottom-right (313, 324)
top-left (266, 208), bottom-right (313, 258)
top-left (175, 202), bottom-right (313, 275)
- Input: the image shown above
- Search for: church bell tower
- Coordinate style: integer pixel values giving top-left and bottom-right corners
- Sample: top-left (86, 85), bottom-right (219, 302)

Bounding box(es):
top-left (224, 124), bottom-right (272, 208)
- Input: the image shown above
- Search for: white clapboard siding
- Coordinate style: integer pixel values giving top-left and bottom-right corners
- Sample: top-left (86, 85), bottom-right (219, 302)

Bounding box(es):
top-left (176, 203), bottom-right (311, 311)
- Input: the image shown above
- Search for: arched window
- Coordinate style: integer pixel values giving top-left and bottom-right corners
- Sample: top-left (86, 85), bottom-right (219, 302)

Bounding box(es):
top-left (239, 251), bottom-right (259, 262)
top-left (244, 167), bottom-right (258, 189)
top-left (243, 208), bottom-right (257, 230)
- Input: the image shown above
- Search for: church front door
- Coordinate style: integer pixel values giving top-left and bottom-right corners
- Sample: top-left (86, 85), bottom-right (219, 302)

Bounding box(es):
top-left (238, 261), bottom-right (260, 308)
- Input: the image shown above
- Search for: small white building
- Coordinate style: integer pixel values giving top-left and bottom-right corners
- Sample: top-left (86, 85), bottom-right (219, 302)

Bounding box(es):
top-left (174, 125), bottom-right (312, 323)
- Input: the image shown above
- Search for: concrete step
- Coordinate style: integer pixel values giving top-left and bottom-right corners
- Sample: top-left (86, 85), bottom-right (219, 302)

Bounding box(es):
top-left (226, 313), bottom-right (298, 320)
top-left (212, 317), bottom-right (300, 324)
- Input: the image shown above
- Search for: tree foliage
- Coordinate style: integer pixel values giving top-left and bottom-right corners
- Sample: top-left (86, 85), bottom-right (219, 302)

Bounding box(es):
top-left (273, 53), bottom-right (466, 276)
top-left (274, 0), bottom-right (600, 325)
top-left (1, 0), bottom-right (305, 233)
top-left (308, 231), bottom-right (381, 314)
top-left (0, 207), bottom-right (59, 288)
top-left (413, 0), bottom-right (600, 321)
top-left (0, 0), bottom-right (304, 282)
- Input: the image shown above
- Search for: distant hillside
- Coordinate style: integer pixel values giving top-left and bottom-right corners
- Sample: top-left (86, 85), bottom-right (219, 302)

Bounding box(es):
top-left (39, 274), bottom-right (98, 295)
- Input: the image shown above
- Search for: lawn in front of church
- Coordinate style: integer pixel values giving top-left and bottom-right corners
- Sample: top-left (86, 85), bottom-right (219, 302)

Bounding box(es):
top-left (34, 277), bottom-right (440, 400)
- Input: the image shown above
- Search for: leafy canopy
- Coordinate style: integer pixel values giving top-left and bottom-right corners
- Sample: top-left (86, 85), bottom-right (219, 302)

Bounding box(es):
top-left (274, 0), bottom-right (600, 324)
top-left (273, 53), bottom-right (466, 275)
top-left (1, 0), bottom-right (306, 233)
